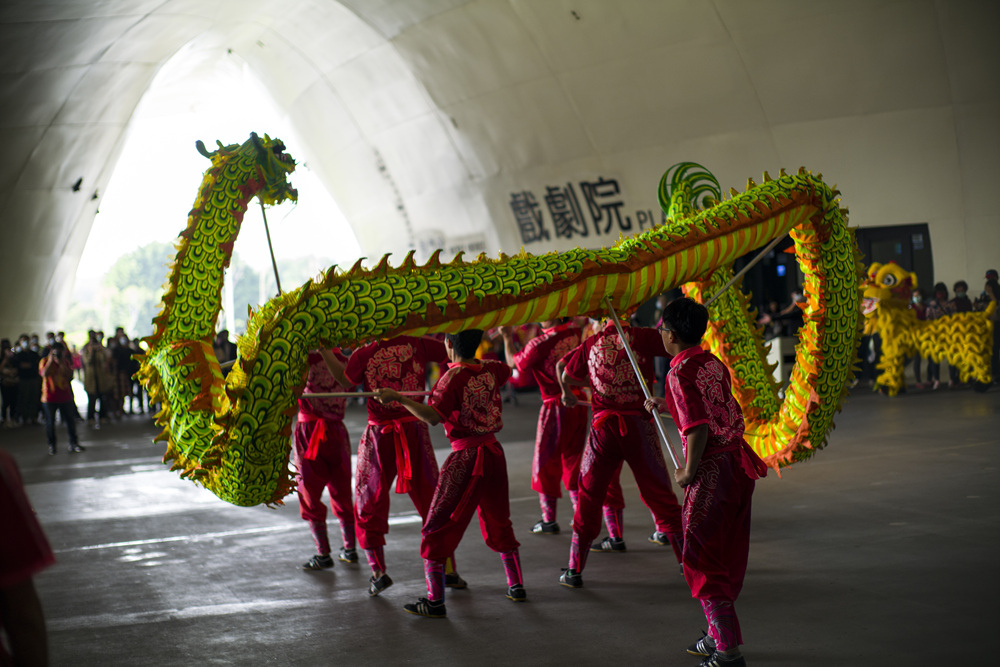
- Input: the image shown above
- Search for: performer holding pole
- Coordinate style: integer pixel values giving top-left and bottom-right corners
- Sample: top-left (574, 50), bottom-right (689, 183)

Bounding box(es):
top-left (557, 310), bottom-right (683, 589)
top-left (644, 297), bottom-right (768, 667)
top-left (375, 329), bottom-right (526, 618)
top-left (499, 320), bottom-right (626, 538)
top-left (321, 336), bottom-right (465, 597)
top-left (605, 297), bottom-right (683, 469)
top-left (295, 349), bottom-right (357, 570)
top-left (302, 391), bottom-right (431, 400)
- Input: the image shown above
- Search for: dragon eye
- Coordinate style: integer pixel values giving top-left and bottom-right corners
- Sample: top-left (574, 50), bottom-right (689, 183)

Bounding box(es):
top-left (882, 273), bottom-right (897, 287)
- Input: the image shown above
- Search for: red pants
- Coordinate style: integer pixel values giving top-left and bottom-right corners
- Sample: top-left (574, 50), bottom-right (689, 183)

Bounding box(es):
top-left (294, 419), bottom-right (354, 528)
top-left (354, 419), bottom-right (439, 550)
top-left (534, 400), bottom-right (625, 506)
top-left (532, 400), bottom-right (589, 496)
top-left (683, 449), bottom-right (755, 601)
top-left (420, 439), bottom-right (520, 562)
top-left (573, 412), bottom-right (682, 546)
top-left (683, 449), bottom-right (755, 651)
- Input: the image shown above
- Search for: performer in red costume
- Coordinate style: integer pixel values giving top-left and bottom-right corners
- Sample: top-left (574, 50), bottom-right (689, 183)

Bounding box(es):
top-left (558, 319), bottom-right (683, 588)
top-left (376, 329), bottom-right (525, 618)
top-left (1, 450), bottom-right (55, 665)
top-left (645, 298), bottom-right (767, 667)
top-left (296, 349), bottom-right (357, 571)
top-left (499, 319), bottom-right (626, 538)
top-left (324, 336), bottom-right (464, 597)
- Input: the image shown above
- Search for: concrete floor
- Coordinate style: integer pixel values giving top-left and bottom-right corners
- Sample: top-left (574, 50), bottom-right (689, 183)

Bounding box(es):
top-left (4, 383), bottom-right (998, 666)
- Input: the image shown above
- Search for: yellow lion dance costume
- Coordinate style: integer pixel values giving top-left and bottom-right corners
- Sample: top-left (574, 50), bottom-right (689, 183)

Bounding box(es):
top-left (862, 261), bottom-right (994, 395)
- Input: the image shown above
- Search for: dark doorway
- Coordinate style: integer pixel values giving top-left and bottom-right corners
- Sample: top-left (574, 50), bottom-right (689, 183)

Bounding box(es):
top-left (735, 236), bottom-right (805, 315)
top-left (854, 223), bottom-right (933, 290)
top-left (641, 224), bottom-right (934, 322)
top-left (731, 224), bottom-right (935, 309)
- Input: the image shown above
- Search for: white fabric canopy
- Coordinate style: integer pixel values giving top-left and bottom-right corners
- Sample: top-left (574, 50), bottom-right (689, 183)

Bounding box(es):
top-left (1, 0), bottom-right (997, 332)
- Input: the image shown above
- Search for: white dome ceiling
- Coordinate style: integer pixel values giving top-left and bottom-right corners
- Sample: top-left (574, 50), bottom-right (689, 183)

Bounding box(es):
top-left (1, 0), bottom-right (997, 333)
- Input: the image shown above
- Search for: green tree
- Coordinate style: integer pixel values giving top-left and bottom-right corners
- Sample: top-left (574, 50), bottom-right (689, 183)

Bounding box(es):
top-left (87, 242), bottom-right (279, 339)
top-left (62, 302), bottom-right (104, 346)
top-left (94, 245), bottom-right (341, 339)
top-left (219, 254), bottom-right (263, 334)
top-left (100, 242), bottom-right (175, 337)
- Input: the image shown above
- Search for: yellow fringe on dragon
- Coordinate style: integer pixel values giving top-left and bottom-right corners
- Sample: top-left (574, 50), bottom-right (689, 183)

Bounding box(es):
top-left (861, 261), bottom-right (994, 396)
top-left (138, 135), bottom-right (863, 507)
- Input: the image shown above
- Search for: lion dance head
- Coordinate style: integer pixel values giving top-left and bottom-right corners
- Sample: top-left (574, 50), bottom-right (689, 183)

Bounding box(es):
top-left (863, 261), bottom-right (917, 314)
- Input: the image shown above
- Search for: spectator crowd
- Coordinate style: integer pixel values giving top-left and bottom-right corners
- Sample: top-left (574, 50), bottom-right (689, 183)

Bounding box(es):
top-left (1, 328), bottom-right (150, 435)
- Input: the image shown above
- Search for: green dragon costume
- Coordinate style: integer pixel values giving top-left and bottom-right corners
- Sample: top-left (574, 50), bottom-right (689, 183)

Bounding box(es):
top-left (138, 134), bottom-right (863, 507)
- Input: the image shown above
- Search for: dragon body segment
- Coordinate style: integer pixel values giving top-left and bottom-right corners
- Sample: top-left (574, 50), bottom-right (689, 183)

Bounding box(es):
top-left (140, 135), bottom-right (862, 507)
top-left (671, 164), bottom-right (863, 465)
top-left (137, 134), bottom-right (297, 505)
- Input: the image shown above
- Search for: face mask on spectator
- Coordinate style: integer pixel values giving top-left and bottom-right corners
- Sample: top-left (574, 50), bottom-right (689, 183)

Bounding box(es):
top-left (955, 290), bottom-right (967, 298)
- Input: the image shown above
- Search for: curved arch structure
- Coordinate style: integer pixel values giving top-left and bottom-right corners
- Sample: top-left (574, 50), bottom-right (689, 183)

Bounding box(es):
top-left (0, 1), bottom-right (997, 333)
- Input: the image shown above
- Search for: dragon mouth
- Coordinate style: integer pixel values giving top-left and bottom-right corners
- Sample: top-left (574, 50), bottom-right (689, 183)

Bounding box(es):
top-left (862, 297), bottom-right (879, 315)
top-left (271, 141), bottom-right (294, 166)
top-left (259, 139), bottom-right (297, 204)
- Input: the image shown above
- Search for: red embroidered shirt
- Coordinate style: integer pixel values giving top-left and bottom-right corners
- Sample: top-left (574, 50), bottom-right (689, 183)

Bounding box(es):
top-left (345, 336), bottom-right (447, 421)
top-left (562, 324), bottom-right (668, 411)
top-left (512, 322), bottom-right (582, 400)
top-left (298, 349), bottom-right (349, 421)
top-left (662, 346), bottom-right (746, 453)
top-left (429, 360), bottom-right (511, 442)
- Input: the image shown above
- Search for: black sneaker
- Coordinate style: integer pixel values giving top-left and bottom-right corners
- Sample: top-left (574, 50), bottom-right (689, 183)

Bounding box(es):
top-left (698, 650), bottom-right (746, 666)
top-left (337, 547), bottom-right (358, 563)
top-left (506, 584), bottom-right (527, 602)
top-left (368, 572), bottom-right (393, 597)
top-left (649, 531), bottom-right (671, 546)
top-left (444, 572), bottom-right (468, 589)
top-left (687, 630), bottom-right (716, 657)
top-left (559, 568), bottom-right (583, 588)
top-left (48, 445), bottom-right (56, 455)
top-left (590, 536), bottom-right (626, 552)
top-left (68, 444), bottom-right (85, 453)
top-left (403, 597), bottom-right (446, 618)
top-left (302, 554), bottom-right (334, 570)
top-left (531, 520), bottom-right (560, 535)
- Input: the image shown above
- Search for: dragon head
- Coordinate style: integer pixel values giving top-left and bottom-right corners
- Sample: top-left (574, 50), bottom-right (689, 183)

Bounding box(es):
top-left (862, 261), bottom-right (917, 317)
top-left (196, 133), bottom-right (298, 206)
top-left (249, 132), bottom-right (297, 206)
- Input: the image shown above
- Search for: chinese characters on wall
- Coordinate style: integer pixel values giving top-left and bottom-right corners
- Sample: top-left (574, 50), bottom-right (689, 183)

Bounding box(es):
top-left (509, 176), bottom-right (665, 246)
